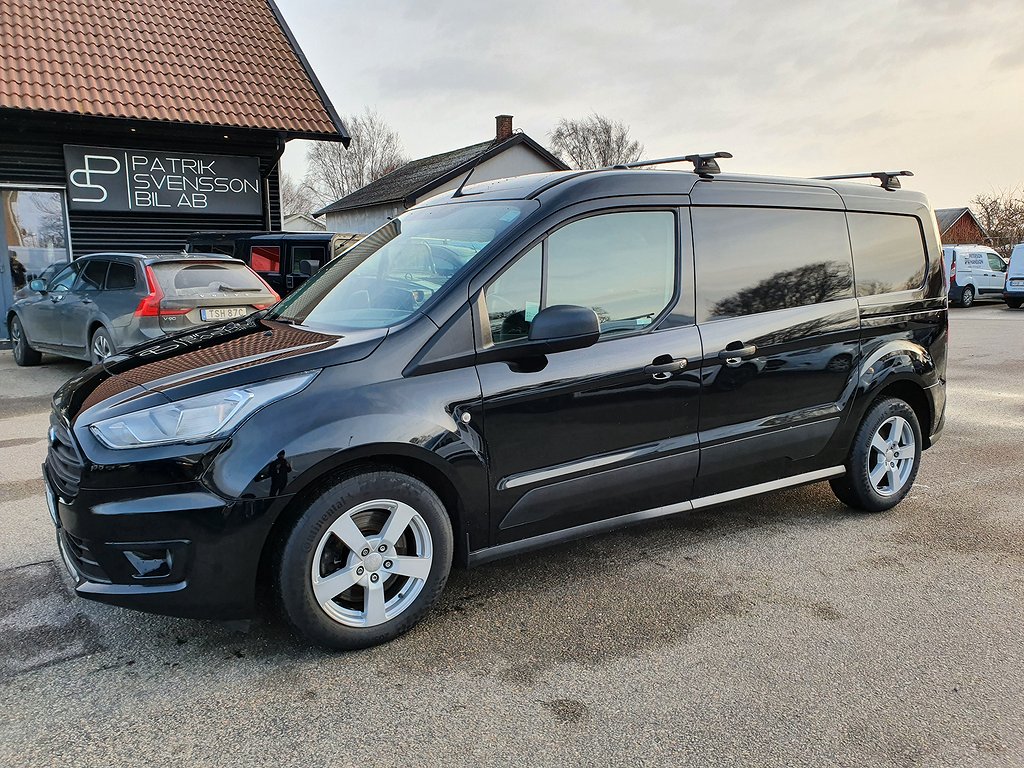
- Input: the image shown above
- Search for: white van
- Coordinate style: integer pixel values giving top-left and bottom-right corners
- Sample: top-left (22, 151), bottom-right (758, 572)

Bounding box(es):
top-left (942, 244), bottom-right (1007, 307)
top-left (1004, 243), bottom-right (1024, 309)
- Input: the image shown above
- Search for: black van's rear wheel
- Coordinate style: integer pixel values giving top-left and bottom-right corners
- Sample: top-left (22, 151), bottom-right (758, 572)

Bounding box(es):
top-left (10, 316), bottom-right (42, 366)
top-left (276, 469), bottom-right (453, 649)
top-left (830, 397), bottom-right (922, 513)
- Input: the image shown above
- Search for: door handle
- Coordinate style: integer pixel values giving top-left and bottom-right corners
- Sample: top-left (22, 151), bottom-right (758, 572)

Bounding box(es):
top-left (644, 357), bottom-right (687, 380)
top-left (718, 343), bottom-right (757, 364)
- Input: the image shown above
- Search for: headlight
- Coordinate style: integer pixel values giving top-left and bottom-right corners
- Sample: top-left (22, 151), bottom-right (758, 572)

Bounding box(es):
top-left (89, 371), bottom-right (319, 449)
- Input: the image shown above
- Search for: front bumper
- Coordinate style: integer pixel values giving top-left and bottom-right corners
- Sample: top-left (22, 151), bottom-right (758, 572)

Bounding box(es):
top-left (46, 470), bottom-right (281, 620)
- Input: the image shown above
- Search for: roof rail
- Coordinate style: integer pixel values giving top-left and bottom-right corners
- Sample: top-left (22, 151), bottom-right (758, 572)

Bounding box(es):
top-left (614, 151), bottom-right (733, 178)
top-left (814, 170), bottom-right (914, 191)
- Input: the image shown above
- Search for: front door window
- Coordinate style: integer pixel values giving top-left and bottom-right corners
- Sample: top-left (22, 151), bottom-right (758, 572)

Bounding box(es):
top-left (2, 189), bottom-right (71, 338)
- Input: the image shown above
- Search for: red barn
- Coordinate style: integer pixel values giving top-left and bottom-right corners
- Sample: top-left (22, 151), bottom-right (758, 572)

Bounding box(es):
top-left (934, 207), bottom-right (988, 245)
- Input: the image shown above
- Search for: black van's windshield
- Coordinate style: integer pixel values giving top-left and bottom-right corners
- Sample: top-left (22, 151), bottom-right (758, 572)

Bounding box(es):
top-left (268, 201), bottom-right (535, 331)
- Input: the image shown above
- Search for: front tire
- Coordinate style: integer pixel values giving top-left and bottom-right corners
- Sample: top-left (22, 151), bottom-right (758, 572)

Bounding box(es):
top-left (1006, 299), bottom-right (1022, 309)
top-left (830, 397), bottom-right (922, 513)
top-left (10, 315), bottom-right (42, 366)
top-left (277, 469), bottom-right (453, 649)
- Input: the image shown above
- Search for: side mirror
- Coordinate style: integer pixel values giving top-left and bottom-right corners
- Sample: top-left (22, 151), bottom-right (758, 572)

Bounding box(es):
top-left (298, 259), bottom-right (319, 277)
top-left (526, 304), bottom-right (600, 353)
top-left (29, 279), bottom-right (47, 293)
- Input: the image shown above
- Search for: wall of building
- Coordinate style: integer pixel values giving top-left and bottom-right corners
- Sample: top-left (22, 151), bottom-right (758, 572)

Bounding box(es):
top-left (0, 110), bottom-right (284, 258)
top-left (283, 214), bottom-right (326, 232)
top-left (324, 144), bottom-right (562, 234)
top-left (940, 215), bottom-right (987, 246)
top-left (325, 203), bottom-right (402, 235)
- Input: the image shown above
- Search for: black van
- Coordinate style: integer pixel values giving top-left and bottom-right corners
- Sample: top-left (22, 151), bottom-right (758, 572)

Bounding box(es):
top-left (47, 160), bottom-right (947, 649)
top-left (185, 231), bottom-right (363, 297)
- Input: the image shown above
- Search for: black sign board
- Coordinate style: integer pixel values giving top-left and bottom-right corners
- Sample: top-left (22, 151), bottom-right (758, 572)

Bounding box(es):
top-left (63, 145), bottom-right (262, 215)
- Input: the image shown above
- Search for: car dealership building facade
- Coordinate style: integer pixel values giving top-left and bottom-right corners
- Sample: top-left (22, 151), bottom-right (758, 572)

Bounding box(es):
top-left (0, 0), bottom-right (347, 338)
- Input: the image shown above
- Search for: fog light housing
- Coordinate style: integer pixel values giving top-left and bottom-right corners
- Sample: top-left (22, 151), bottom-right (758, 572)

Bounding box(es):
top-left (113, 540), bottom-right (188, 581)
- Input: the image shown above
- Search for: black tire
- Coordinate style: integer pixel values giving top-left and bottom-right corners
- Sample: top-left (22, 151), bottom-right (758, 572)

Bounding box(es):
top-left (10, 315), bottom-right (42, 366)
top-left (1006, 299), bottom-right (1022, 309)
top-left (830, 397), bottom-right (922, 513)
top-left (89, 327), bottom-right (115, 365)
top-left (276, 469), bottom-right (453, 650)
top-left (959, 285), bottom-right (975, 307)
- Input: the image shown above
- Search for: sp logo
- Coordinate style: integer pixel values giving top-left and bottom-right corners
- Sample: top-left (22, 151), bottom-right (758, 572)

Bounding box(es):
top-left (69, 154), bottom-right (121, 203)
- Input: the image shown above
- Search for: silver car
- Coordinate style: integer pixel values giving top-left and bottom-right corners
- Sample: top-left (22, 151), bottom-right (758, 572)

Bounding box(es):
top-left (8, 252), bottom-right (279, 366)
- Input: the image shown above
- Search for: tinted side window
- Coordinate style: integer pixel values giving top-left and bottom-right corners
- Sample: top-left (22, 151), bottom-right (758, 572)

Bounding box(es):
top-left (291, 246), bottom-right (327, 275)
top-left (106, 262), bottom-right (137, 290)
top-left (547, 211), bottom-right (676, 333)
top-left (78, 260), bottom-right (108, 291)
top-left (693, 208), bottom-right (853, 321)
top-left (847, 213), bottom-right (927, 296)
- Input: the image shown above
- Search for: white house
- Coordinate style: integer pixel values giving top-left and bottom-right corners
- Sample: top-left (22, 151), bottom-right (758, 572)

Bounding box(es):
top-left (283, 212), bottom-right (327, 232)
top-left (315, 115), bottom-right (569, 233)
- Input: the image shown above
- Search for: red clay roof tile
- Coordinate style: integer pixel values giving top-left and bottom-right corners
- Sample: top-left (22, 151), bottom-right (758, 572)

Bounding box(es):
top-left (0, 0), bottom-right (344, 139)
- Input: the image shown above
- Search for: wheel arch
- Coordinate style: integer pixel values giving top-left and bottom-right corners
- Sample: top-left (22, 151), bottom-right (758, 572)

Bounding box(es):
top-left (869, 379), bottom-right (933, 448)
top-left (255, 445), bottom-right (474, 600)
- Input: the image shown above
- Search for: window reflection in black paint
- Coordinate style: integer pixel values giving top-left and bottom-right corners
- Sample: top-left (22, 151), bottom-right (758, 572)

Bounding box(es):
top-left (847, 212), bottom-right (927, 297)
top-left (693, 208), bottom-right (854, 321)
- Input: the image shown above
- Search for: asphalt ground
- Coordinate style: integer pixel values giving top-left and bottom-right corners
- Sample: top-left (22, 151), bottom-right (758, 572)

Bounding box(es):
top-left (0, 303), bottom-right (1021, 767)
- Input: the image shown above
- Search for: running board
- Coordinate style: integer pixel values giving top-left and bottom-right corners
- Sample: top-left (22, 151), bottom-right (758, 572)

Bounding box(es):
top-left (468, 466), bottom-right (846, 566)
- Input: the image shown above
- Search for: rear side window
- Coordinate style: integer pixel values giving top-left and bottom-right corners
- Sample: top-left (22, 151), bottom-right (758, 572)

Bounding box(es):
top-left (150, 262), bottom-right (267, 298)
top-left (251, 245), bottom-right (281, 273)
top-left (692, 208), bottom-right (853, 321)
top-left (105, 262), bottom-right (137, 290)
top-left (78, 260), bottom-right (108, 291)
top-left (847, 213), bottom-right (927, 296)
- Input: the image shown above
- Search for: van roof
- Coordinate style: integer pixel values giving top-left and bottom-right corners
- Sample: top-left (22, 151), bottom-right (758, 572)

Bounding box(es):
top-left (419, 168), bottom-right (931, 209)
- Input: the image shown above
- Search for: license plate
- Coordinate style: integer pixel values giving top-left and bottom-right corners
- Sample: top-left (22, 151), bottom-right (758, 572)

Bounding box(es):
top-left (45, 483), bottom-right (58, 526)
top-left (200, 307), bottom-right (248, 322)
top-left (1010, 279), bottom-right (1024, 288)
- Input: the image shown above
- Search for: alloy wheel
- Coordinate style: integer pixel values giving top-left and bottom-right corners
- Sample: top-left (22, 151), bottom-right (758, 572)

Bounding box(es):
top-left (91, 333), bottom-right (112, 362)
top-left (311, 499), bottom-right (433, 628)
top-left (868, 415), bottom-right (916, 497)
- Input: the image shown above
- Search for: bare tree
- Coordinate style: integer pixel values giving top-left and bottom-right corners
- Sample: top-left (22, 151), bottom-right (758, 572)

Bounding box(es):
top-left (304, 108), bottom-right (409, 207)
top-left (279, 172), bottom-right (318, 217)
top-left (971, 188), bottom-right (1024, 256)
top-left (548, 113), bottom-right (644, 169)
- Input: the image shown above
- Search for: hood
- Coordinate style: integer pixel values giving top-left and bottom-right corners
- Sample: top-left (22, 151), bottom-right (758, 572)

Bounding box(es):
top-left (58, 314), bottom-right (387, 425)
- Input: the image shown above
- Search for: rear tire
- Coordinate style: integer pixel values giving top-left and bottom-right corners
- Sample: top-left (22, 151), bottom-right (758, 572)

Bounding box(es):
top-left (89, 327), bottom-right (115, 364)
top-left (10, 316), bottom-right (42, 366)
top-left (276, 469), bottom-right (453, 650)
top-left (830, 397), bottom-right (922, 513)
top-left (1007, 299), bottom-right (1022, 309)
top-left (959, 285), bottom-right (975, 307)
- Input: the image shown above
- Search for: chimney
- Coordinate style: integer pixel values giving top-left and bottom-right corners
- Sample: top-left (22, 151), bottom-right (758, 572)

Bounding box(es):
top-left (495, 114), bottom-right (513, 142)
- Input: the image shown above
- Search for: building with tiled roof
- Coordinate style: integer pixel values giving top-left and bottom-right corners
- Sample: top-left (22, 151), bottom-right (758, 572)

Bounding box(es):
top-left (0, 0), bottom-right (347, 339)
top-left (316, 115), bottom-right (569, 234)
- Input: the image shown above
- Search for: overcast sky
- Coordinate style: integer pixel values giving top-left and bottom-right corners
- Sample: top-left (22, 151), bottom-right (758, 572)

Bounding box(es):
top-left (277, 0), bottom-right (1024, 208)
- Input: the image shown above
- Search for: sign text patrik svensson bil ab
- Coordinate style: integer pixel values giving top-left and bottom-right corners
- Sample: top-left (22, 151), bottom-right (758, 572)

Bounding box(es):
top-left (63, 145), bottom-right (262, 216)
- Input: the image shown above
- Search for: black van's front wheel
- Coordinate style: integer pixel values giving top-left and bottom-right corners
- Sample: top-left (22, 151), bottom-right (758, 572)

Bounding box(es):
top-left (277, 469), bottom-right (453, 649)
top-left (830, 398), bottom-right (922, 513)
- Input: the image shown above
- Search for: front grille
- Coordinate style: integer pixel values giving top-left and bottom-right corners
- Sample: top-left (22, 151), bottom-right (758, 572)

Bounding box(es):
top-left (60, 530), bottom-right (110, 583)
top-left (45, 420), bottom-right (83, 498)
